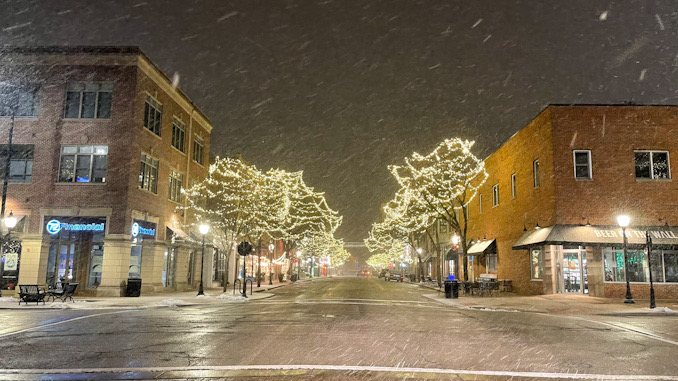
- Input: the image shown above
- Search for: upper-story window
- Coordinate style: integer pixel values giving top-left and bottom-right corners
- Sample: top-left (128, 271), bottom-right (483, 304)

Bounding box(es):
top-left (0, 144), bottom-right (34, 183)
top-left (171, 118), bottom-right (186, 152)
top-left (479, 194), bottom-right (483, 214)
top-left (58, 145), bottom-right (108, 183)
top-left (0, 84), bottom-right (38, 117)
top-left (64, 83), bottom-right (112, 119)
top-left (573, 150), bottom-right (592, 180)
top-left (439, 219), bottom-right (448, 233)
top-left (511, 173), bottom-right (516, 198)
top-left (143, 96), bottom-right (162, 136)
top-left (168, 169), bottom-right (183, 203)
top-left (492, 184), bottom-right (499, 207)
top-left (635, 150), bottom-right (670, 180)
top-left (193, 135), bottom-right (205, 165)
top-left (139, 153), bottom-right (159, 193)
top-left (533, 159), bottom-right (540, 188)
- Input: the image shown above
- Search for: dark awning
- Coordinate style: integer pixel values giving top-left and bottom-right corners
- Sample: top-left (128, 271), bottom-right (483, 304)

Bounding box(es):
top-left (513, 224), bottom-right (678, 250)
top-left (466, 239), bottom-right (496, 255)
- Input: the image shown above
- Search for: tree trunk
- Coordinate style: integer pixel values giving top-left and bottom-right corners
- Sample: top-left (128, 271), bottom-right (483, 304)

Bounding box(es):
top-left (222, 240), bottom-right (235, 292)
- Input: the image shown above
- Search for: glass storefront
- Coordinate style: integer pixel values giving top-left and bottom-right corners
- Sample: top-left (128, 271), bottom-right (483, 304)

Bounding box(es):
top-left (130, 220), bottom-right (157, 278)
top-left (44, 216), bottom-right (106, 289)
top-left (604, 247), bottom-right (678, 283)
top-left (561, 247), bottom-right (587, 294)
top-left (1, 240), bottom-right (21, 291)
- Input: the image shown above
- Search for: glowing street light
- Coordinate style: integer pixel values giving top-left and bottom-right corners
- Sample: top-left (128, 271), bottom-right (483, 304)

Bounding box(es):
top-left (617, 215), bottom-right (634, 304)
top-left (4, 210), bottom-right (17, 229)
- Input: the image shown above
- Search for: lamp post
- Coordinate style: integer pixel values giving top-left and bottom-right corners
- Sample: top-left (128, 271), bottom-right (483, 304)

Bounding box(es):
top-left (256, 241), bottom-right (262, 288)
top-left (416, 248), bottom-right (423, 282)
top-left (197, 224), bottom-right (209, 296)
top-left (646, 231), bottom-right (656, 309)
top-left (617, 215), bottom-right (634, 304)
top-left (268, 243), bottom-right (274, 285)
top-left (451, 234), bottom-right (460, 278)
top-left (296, 250), bottom-right (302, 280)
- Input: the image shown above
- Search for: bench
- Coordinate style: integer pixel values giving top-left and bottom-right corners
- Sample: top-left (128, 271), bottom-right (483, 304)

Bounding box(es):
top-left (48, 283), bottom-right (79, 303)
top-left (18, 284), bottom-right (46, 305)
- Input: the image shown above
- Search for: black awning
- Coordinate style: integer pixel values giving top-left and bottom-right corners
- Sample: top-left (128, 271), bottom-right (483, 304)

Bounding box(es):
top-left (513, 224), bottom-right (678, 250)
top-left (466, 239), bottom-right (496, 255)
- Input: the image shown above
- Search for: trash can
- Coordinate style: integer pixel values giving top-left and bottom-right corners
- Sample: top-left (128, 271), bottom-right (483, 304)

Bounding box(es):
top-left (125, 278), bottom-right (142, 297)
top-left (444, 280), bottom-right (459, 299)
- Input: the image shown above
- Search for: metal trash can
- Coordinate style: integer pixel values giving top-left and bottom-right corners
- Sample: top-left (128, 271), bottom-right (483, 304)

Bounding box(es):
top-left (444, 280), bottom-right (459, 299)
top-left (125, 278), bottom-right (142, 297)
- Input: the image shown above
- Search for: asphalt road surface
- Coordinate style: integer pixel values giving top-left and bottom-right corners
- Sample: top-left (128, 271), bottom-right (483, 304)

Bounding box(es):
top-left (0, 277), bottom-right (677, 380)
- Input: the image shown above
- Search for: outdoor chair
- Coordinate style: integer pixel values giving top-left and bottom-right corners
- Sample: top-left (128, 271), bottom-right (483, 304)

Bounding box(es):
top-left (53, 283), bottom-right (78, 302)
top-left (18, 284), bottom-right (46, 305)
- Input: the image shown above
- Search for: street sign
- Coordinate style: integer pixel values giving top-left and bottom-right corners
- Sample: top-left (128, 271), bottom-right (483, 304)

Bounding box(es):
top-left (237, 241), bottom-right (253, 256)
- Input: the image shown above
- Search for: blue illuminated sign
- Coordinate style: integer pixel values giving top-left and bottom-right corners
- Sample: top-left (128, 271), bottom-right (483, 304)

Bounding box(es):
top-left (46, 219), bottom-right (105, 235)
top-left (132, 222), bottom-right (155, 237)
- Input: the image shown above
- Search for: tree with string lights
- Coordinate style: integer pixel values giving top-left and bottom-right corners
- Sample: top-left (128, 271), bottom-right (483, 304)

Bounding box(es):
top-left (386, 138), bottom-right (488, 282)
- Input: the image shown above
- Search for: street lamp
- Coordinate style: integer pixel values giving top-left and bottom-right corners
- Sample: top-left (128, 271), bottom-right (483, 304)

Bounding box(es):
top-left (268, 243), bottom-right (274, 285)
top-left (616, 215), bottom-right (634, 304)
top-left (296, 250), bottom-right (302, 280)
top-left (4, 210), bottom-right (17, 229)
top-left (197, 224), bottom-right (209, 296)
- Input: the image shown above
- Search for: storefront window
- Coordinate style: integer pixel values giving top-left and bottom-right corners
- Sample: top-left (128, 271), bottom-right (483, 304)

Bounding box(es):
top-left (0, 240), bottom-right (21, 290)
top-left (486, 253), bottom-right (497, 272)
top-left (530, 248), bottom-right (542, 279)
top-left (664, 252), bottom-right (678, 282)
top-left (129, 246), bottom-right (142, 278)
top-left (603, 248), bottom-right (625, 282)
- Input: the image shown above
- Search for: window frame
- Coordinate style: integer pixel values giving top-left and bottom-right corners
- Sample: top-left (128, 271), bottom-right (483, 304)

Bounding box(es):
top-left (63, 83), bottom-right (113, 120)
top-left (193, 135), bottom-right (205, 165)
top-left (530, 248), bottom-right (543, 280)
top-left (0, 144), bottom-right (34, 183)
top-left (533, 159), bottom-right (540, 188)
top-left (486, 253), bottom-right (498, 272)
top-left (634, 150), bottom-right (671, 180)
top-left (168, 169), bottom-right (184, 203)
top-left (139, 153), bottom-right (159, 194)
top-left (573, 150), bottom-right (593, 180)
top-left (479, 194), bottom-right (483, 214)
top-left (57, 145), bottom-right (108, 183)
top-left (511, 173), bottom-right (516, 198)
top-left (0, 84), bottom-right (39, 118)
top-left (143, 96), bottom-right (163, 136)
top-left (171, 117), bottom-right (186, 153)
top-left (492, 183), bottom-right (499, 207)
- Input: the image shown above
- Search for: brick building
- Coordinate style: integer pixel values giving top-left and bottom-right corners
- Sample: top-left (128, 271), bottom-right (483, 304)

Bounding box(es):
top-left (0, 46), bottom-right (217, 296)
top-left (460, 105), bottom-right (678, 298)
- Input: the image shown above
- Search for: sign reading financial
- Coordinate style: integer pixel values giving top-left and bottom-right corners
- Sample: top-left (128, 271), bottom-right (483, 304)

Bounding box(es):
top-left (45, 218), bottom-right (105, 235)
top-left (132, 221), bottom-right (156, 238)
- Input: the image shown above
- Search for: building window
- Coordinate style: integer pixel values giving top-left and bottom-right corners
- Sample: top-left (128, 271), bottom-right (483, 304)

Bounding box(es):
top-left (492, 184), bottom-right (499, 207)
top-left (511, 173), bottom-right (516, 198)
top-left (143, 96), bottom-right (163, 136)
top-left (486, 253), bottom-right (498, 272)
top-left (479, 194), bottom-right (483, 214)
top-left (635, 150), bottom-right (670, 180)
top-left (0, 84), bottom-right (38, 117)
top-left (603, 247), bottom-right (675, 283)
top-left (171, 118), bottom-right (186, 152)
top-left (193, 135), bottom-right (205, 165)
top-left (530, 248), bottom-right (543, 279)
top-left (439, 219), bottom-right (448, 233)
top-left (64, 83), bottom-right (112, 119)
top-left (665, 251), bottom-right (678, 282)
top-left (139, 153), bottom-right (159, 193)
top-left (169, 169), bottom-right (183, 203)
top-left (58, 145), bottom-right (108, 183)
top-left (533, 159), bottom-right (540, 188)
top-left (573, 150), bottom-right (592, 179)
top-left (0, 144), bottom-right (34, 183)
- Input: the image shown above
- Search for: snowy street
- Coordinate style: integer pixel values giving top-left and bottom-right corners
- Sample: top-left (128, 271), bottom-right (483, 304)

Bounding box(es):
top-left (0, 277), bottom-right (677, 380)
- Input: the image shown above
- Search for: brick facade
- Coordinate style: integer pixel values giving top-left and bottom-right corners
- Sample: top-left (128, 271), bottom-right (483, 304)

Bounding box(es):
top-left (0, 47), bottom-right (217, 296)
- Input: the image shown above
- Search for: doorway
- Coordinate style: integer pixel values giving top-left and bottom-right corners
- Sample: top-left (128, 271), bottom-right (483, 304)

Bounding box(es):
top-left (560, 247), bottom-right (588, 294)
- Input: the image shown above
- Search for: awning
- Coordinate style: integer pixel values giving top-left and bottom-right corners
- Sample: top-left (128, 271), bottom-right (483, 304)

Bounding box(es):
top-left (445, 248), bottom-right (458, 260)
top-left (467, 239), bottom-right (496, 255)
top-left (166, 224), bottom-right (189, 241)
top-left (513, 224), bottom-right (678, 250)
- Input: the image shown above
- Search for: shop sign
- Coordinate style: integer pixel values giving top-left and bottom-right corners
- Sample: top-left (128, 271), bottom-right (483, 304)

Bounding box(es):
top-left (593, 229), bottom-right (678, 239)
top-left (46, 219), bottom-right (105, 235)
top-left (132, 221), bottom-right (156, 238)
top-left (3, 252), bottom-right (18, 271)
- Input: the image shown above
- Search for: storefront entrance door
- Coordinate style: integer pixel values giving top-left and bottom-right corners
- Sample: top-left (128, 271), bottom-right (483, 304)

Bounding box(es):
top-left (561, 248), bottom-right (588, 294)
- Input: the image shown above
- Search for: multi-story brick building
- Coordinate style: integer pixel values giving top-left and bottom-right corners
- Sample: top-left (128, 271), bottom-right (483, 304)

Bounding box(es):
top-left (0, 46), bottom-right (216, 296)
top-left (461, 105), bottom-right (678, 299)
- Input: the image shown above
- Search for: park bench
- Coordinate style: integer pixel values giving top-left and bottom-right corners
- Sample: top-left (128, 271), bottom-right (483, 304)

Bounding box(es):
top-left (18, 284), bottom-right (46, 305)
top-left (47, 283), bottom-right (79, 303)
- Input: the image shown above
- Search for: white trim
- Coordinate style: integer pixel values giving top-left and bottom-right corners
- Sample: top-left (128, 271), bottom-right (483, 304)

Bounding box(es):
top-left (573, 150), bottom-right (592, 180)
top-left (510, 173), bottom-right (516, 198)
top-left (634, 149), bottom-right (671, 180)
top-left (492, 183), bottom-right (499, 207)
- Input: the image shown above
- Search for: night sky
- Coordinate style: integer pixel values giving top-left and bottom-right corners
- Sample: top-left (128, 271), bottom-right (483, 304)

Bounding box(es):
top-left (2, 1), bottom-right (677, 244)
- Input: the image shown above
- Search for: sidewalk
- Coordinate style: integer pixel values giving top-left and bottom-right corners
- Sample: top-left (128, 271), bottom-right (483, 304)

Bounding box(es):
top-left (421, 290), bottom-right (678, 316)
top-left (0, 278), bottom-right (309, 310)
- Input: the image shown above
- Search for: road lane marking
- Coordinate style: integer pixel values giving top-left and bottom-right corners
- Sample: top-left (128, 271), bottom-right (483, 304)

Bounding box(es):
top-left (1, 364), bottom-right (677, 380)
top-left (0, 310), bottom-right (130, 339)
top-left (303, 298), bottom-right (436, 304)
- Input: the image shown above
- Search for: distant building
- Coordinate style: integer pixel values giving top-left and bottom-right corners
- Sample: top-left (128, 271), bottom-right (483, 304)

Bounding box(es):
top-left (0, 46), bottom-right (218, 296)
top-left (463, 105), bottom-right (678, 298)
